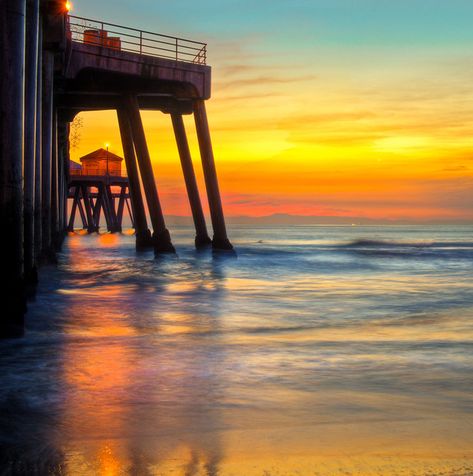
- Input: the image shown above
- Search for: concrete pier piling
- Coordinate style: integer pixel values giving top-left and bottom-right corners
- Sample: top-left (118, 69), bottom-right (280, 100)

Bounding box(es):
top-left (24, 0), bottom-right (40, 285)
top-left (193, 100), bottom-right (233, 250)
top-left (117, 108), bottom-right (152, 248)
top-left (34, 20), bottom-right (43, 266)
top-left (41, 50), bottom-right (54, 260)
top-left (51, 111), bottom-right (61, 247)
top-left (123, 95), bottom-right (175, 253)
top-left (171, 113), bottom-right (212, 248)
top-left (0, 0), bottom-right (27, 337)
top-left (57, 121), bottom-right (68, 241)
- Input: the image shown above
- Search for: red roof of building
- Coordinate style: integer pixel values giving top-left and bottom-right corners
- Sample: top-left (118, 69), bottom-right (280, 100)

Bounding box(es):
top-left (79, 148), bottom-right (123, 163)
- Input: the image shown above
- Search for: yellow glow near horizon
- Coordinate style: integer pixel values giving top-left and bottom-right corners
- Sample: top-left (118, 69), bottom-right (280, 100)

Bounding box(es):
top-left (71, 52), bottom-right (473, 222)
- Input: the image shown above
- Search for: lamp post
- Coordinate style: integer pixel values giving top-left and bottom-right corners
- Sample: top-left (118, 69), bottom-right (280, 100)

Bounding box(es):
top-left (105, 142), bottom-right (109, 176)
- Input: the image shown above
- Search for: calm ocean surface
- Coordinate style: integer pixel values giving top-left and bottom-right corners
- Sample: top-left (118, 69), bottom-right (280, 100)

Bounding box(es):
top-left (1, 225), bottom-right (473, 475)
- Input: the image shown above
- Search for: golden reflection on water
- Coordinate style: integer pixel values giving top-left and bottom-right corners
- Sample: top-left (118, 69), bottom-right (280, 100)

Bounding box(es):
top-left (97, 232), bottom-right (120, 247)
top-left (40, 234), bottom-right (473, 474)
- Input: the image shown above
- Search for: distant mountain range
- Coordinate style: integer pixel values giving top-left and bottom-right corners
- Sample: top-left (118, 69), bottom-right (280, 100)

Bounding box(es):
top-left (163, 214), bottom-right (473, 226)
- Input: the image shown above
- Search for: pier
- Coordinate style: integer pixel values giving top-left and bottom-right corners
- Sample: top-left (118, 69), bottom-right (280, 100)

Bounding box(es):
top-left (0, 0), bottom-right (232, 337)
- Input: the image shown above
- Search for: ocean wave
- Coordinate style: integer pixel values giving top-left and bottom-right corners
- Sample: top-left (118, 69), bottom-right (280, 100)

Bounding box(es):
top-left (342, 239), bottom-right (473, 249)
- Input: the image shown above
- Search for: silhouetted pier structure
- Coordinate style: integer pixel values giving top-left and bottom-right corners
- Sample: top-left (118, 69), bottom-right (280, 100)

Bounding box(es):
top-left (0, 0), bottom-right (232, 337)
top-left (67, 149), bottom-right (134, 232)
top-left (68, 175), bottom-right (133, 233)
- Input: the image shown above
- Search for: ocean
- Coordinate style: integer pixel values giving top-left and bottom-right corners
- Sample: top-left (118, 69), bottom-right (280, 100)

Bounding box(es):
top-left (1, 225), bottom-right (473, 475)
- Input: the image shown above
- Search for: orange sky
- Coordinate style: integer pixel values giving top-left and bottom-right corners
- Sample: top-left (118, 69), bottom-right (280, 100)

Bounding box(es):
top-left (70, 3), bottom-right (473, 222)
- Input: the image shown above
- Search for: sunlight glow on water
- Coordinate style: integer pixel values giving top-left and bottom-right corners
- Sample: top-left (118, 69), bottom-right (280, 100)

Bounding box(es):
top-left (1, 225), bottom-right (473, 475)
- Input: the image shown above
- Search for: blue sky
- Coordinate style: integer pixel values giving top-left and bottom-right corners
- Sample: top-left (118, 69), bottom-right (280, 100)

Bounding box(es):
top-left (73, 0), bottom-right (473, 48)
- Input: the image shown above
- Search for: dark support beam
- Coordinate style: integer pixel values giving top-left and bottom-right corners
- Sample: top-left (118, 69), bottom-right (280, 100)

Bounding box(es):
top-left (116, 184), bottom-right (127, 230)
top-left (97, 184), bottom-right (110, 231)
top-left (93, 193), bottom-right (102, 228)
top-left (41, 50), bottom-right (55, 259)
top-left (77, 191), bottom-right (87, 229)
top-left (105, 184), bottom-right (120, 232)
top-left (57, 121), bottom-right (68, 243)
top-left (193, 100), bottom-right (233, 250)
top-left (125, 197), bottom-right (135, 228)
top-left (51, 110), bottom-right (60, 248)
top-left (0, 0), bottom-right (27, 337)
top-left (34, 21), bottom-right (42, 265)
top-left (171, 113), bottom-right (211, 248)
top-left (24, 0), bottom-right (40, 285)
top-left (122, 95), bottom-right (175, 253)
top-left (116, 108), bottom-right (152, 248)
top-left (63, 123), bottom-right (70, 231)
top-left (81, 184), bottom-right (96, 233)
top-left (56, 94), bottom-right (194, 115)
top-left (67, 185), bottom-right (80, 231)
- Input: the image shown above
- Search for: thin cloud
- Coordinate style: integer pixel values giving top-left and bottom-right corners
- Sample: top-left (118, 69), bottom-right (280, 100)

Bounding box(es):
top-left (215, 74), bottom-right (317, 91)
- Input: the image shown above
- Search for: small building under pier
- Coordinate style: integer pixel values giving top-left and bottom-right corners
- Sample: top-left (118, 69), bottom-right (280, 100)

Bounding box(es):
top-left (76, 148), bottom-right (123, 176)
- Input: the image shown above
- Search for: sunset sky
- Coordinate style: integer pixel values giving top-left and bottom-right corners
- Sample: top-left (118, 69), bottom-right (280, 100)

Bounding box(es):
top-left (71, 0), bottom-right (473, 221)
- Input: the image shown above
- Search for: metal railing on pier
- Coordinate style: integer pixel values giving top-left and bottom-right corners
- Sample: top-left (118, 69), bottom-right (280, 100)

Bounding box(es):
top-left (67, 15), bottom-right (207, 65)
top-left (70, 169), bottom-right (128, 178)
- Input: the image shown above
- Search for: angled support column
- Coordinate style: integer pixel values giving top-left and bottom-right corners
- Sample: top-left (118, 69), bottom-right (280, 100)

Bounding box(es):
top-left (116, 107), bottom-right (152, 248)
top-left (97, 184), bottom-right (111, 231)
top-left (116, 184), bottom-right (127, 230)
top-left (24, 0), bottom-right (40, 285)
top-left (67, 185), bottom-right (80, 231)
top-left (105, 183), bottom-right (120, 232)
top-left (122, 95), bottom-right (174, 253)
top-left (77, 191), bottom-right (87, 229)
top-left (81, 185), bottom-right (97, 233)
top-left (0, 0), bottom-right (27, 337)
top-left (93, 192), bottom-right (102, 228)
top-left (171, 113), bottom-right (211, 248)
top-left (94, 183), bottom-right (117, 232)
top-left (125, 197), bottom-right (135, 228)
top-left (193, 100), bottom-right (233, 250)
